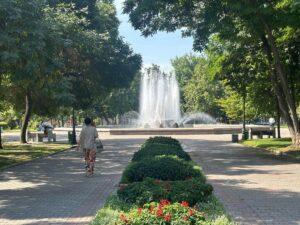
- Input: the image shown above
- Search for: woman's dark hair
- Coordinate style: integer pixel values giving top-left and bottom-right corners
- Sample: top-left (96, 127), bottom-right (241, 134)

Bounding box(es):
top-left (84, 117), bottom-right (92, 125)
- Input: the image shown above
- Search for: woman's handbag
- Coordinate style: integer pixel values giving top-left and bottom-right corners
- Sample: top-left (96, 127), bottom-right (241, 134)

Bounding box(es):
top-left (95, 138), bottom-right (103, 153)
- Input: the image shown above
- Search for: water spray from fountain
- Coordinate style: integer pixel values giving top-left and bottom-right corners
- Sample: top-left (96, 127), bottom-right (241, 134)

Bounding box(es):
top-left (139, 66), bottom-right (181, 128)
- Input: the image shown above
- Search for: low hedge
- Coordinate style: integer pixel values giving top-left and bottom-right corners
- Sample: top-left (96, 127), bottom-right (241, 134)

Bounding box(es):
top-left (143, 136), bottom-right (182, 148)
top-left (118, 178), bottom-right (213, 206)
top-left (120, 155), bottom-right (205, 184)
top-left (132, 143), bottom-right (191, 162)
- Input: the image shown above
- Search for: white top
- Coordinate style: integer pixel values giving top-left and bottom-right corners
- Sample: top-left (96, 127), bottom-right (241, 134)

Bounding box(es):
top-left (79, 125), bottom-right (99, 150)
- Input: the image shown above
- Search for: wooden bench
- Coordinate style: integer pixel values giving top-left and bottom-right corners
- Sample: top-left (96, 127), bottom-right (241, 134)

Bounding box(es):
top-left (27, 130), bottom-right (56, 142)
top-left (249, 127), bottom-right (276, 139)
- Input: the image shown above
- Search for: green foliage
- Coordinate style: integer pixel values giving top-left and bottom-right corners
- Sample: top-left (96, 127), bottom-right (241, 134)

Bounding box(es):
top-left (120, 156), bottom-right (205, 184)
top-left (132, 143), bottom-right (191, 162)
top-left (143, 136), bottom-right (182, 148)
top-left (116, 201), bottom-right (206, 225)
top-left (0, 0), bottom-right (141, 140)
top-left (123, 0), bottom-right (300, 144)
top-left (118, 178), bottom-right (213, 206)
top-left (92, 137), bottom-right (234, 225)
top-left (92, 194), bottom-right (235, 225)
top-left (183, 57), bottom-right (225, 118)
top-left (218, 87), bottom-right (258, 122)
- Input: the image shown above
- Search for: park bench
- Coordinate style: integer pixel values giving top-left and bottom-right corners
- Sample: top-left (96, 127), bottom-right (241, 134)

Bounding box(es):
top-left (249, 127), bottom-right (276, 139)
top-left (27, 130), bottom-right (56, 142)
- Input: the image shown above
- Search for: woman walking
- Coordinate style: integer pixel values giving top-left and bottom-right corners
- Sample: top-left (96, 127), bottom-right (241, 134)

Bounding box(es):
top-left (78, 118), bottom-right (98, 176)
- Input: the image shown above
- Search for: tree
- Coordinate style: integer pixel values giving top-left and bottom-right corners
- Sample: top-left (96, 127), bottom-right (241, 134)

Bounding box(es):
top-left (123, 0), bottom-right (300, 145)
top-left (171, 54), bottom-right (200, 111)
top-left (181, 58), bottom-right (225, 118)
top-left (0, 1), bottom-right (141, 143)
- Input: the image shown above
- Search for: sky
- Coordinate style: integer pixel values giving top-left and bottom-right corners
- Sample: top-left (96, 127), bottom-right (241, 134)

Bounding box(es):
top-left (114, 0), bottom-right (195, 72)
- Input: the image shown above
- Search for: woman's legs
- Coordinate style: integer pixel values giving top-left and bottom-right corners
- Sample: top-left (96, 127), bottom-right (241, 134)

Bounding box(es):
top-left (89, 150), bottom-right (96, 174)
top-left (84, 149), bottom-right (96, 176)
top-left (84, 149), bottom-right (89, 169)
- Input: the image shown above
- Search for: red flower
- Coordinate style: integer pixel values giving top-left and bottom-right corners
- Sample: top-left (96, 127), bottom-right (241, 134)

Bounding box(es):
top-left (159, 199), bottom-right (170, 207)
top-left (189, 209), bottom-right (194, 216)
top-left (164, 213), bottom-right (171, 222)
top-left (120, 213), bottom-right (128, 223)
top-left (181, 201), bottom-right (189, 207)
top-left (138, 208), bottom-right (142, 215)
top-left (156, 208), bottom-right (164, 217)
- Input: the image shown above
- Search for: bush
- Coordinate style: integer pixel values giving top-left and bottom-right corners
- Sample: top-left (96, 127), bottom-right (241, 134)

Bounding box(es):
top-left (143, 136), bottom-right (182, 148)
top-left (132, 143), bottom-right (191, 162)
top-left (120, 156), bottom-right (205, 184)
top-left (116, 200), bottom-right (206, 225)
top-left (118, 178), bottom-right (213, 206)
top-left (0, 122), bottom-right (8, 129)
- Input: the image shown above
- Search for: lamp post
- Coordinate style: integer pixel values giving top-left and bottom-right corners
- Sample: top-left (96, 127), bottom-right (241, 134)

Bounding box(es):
top-left (242, 91), bottom-right (249, 140)
top-left (0, 125), bottom-right (3, 149)
top-left (71, 107), bottom-right (77, 145)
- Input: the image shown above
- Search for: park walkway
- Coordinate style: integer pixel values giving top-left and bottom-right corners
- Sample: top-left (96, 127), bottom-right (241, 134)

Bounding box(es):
top-left (0, 135), bottom-right (300, 225)
top-left (0, 138), bottom-right (144, 225)
top-left (180, 135), bottom-right (300, 225)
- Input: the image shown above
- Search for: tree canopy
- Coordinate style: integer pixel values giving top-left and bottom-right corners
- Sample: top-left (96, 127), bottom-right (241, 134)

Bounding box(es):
top-left (123, 0), bottom-right (300, 145)
top-left (0, 0), bottom-right (141, 143)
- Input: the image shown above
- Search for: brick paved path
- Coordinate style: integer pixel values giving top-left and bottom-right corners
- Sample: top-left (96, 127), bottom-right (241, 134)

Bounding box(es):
top-left (0, 139), bottom-right (143, 225)
top-left (179, 136), bottom-right (300, 225)
top-left (1, 135), bottom-right (300, 225)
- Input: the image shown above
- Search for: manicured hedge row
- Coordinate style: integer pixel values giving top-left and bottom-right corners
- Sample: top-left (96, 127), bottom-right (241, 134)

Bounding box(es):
top-left (92, 137), bottom-right (234, 225)
top-left (143, 136), bottom-right (182, 148)
top-left (132, 143), bottom-right (191, 162)
top-left (120, 155), bottom-right (205, 183)
top-left (118, 177), bottom-right (213, 206)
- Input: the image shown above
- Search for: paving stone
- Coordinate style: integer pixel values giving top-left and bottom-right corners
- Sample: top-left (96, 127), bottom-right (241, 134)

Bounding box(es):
top-left (0, 138), bottom-right (144, 225)
top-left (181, 136), bottom-right (300, 225)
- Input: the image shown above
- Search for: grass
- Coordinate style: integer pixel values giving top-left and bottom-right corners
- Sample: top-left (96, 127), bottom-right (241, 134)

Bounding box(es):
top-left (0, 142), bottom-right (71, 170)
top-left (242, 138), bottom-right (300, 159)
top-left (90, 194), bottom-right (235, 225)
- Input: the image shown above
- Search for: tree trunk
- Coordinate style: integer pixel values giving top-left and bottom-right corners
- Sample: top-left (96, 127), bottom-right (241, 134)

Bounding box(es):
top-left (277, 101), bottom-right (281, 138)
top-left (0, 126), bottom-right (3, 149)
top-left (260, 32), bottom-right (300, 146)
top-left (103, 115), bottom-right (110, 125)
top-left (61, 115), bottom-right (64, 127)
top-left (243, 92), bottom-right (246, 131)
top-left (21, 93), bottom-right (32, 144)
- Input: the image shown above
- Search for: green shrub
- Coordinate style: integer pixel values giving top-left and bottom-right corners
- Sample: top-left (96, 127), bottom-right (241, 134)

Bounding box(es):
top-left (132, 143), bottom-right (191, 162)
top-left (0, 122), bottom-right (8, 129)
top-left (120, 156), bottom-right (205, 184)
top-left (117, 178), bottom-right (213, 206)
top-left (143, 136), bottom-right (182, 148)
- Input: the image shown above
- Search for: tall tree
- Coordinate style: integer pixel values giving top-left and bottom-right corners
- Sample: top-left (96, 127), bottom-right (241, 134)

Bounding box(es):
top-left (123, 0), bottom-right (300, 145)
top-left (1, 0), bottom-right (141, 143)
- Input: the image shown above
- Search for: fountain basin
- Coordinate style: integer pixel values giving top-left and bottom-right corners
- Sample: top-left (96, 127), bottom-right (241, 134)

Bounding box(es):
top-left (98, 125), bottom-right (273, 135)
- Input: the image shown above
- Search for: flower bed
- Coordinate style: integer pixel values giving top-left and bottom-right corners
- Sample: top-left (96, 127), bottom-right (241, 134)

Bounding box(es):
top-left (91, 137), bottom-right (235, 225)
top-left (117, 199), bottom-right (206, 225)
top-left (118, 177), bottom-right (213, 206)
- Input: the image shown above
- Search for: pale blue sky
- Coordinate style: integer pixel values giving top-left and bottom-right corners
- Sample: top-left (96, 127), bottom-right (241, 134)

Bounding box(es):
top-left (114, 0), bottom-right (195, 72)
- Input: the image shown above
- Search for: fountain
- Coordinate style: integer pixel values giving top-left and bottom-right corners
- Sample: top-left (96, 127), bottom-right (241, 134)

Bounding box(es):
top-left (139, 66), bottom-right (181, 128)
top-left (100, 66), bottom-right (271, 135)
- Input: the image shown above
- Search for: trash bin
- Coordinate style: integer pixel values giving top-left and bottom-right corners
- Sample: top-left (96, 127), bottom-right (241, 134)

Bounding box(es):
top-left (68, 131), bottom-right (75, 144)
top-left (232, 134), bottom-right (239, 143)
